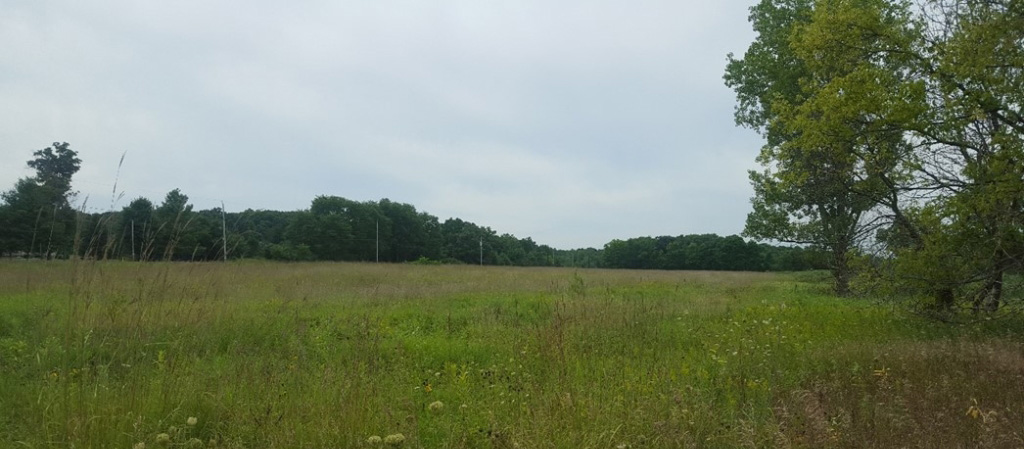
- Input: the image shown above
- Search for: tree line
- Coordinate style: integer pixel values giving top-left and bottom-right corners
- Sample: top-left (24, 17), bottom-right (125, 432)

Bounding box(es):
top-left (0, 143), bottom-right (824, 271)
top-left (726, 0), bottom-right (1023, 311)
top-left (603, 234), bottom-right (825, 271)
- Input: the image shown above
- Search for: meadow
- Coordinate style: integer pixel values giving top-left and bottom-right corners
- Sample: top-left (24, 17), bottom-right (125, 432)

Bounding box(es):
top-left (0, 261), bottom-right (1021, 448)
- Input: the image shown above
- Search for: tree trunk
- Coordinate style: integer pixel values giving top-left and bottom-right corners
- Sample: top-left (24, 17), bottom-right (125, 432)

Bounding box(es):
top-left (972, 268), bottom-right (1004, 313)
top-left (934, 287), bottom-right (955, 311)
top-left (830, 245), bottom-right (852, 297)
top-left (987, 272), bottom-right (1003, 312)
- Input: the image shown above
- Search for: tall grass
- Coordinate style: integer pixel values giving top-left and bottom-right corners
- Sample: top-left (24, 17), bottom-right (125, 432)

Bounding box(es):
top-left (0, 261), bottom-right (1021, 448)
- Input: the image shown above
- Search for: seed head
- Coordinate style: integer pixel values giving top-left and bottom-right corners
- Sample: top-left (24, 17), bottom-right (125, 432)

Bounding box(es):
top-left (155, 433), bottom-right (171, 446)
top-left (187, 416), bottom-right (198, 426)
top-left (428, 400), bottom-right (444, 412)
top-left (367, 435), bottom-right (383, 445)
top-left (383, 433), bottom-right (406, 446)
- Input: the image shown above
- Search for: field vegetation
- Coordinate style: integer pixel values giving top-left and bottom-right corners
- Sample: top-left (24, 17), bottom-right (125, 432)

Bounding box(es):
top-left (2, 1), bottom-right (1021, 447)
top-left (1, 261), bottom-right (1021, 448)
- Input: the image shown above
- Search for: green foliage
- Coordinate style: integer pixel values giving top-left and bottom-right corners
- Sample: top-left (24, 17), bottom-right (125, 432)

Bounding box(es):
top-left (603, 234), bottom-right (826, 272)
top-left (730, 0), bottom-right (1024, 308)
top-left (0, 142), bottom-right (81, 258)
top-left (26, 142), bottom-right (81, 201)
top-left (1, 148), bottom-right (833, 273)
top-left (726, 0), bottom-right (877, 296)
top-left (120, 197), bottom-right (155, 259)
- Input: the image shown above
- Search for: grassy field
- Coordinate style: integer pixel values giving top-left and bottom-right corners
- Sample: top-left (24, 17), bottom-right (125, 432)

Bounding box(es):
top-left (0, 261), bottom-right (1021, 448)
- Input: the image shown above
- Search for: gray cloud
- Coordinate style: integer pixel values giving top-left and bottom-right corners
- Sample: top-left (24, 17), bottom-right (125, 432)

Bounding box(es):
top-left (1, 0), bottom-right (763, 249)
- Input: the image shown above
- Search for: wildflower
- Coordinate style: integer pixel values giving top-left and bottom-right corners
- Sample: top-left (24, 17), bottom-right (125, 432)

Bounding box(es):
top-left (428, 400), bottom-right (444, 412)
top-left (966, 404), bottom-right (981, 419)
top-left (155, 433), bottom-right (171, 446)
top-left (187, 416), bottom-right (198, 426)
top-left (965, 398), bottom-right (994, 422)
top-left (383, 433), bottom-right (405, 446)
top-left (424, 383), bottom-right (432, 393)
top-left (367, 435), bottom-right (383, 445)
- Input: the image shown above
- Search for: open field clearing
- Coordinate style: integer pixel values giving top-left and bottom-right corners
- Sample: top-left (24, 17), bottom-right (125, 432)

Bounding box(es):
top-left (0, 261), bottom-right (1022, 448)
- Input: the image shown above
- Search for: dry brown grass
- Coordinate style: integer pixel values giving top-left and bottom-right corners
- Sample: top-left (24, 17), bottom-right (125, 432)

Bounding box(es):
top-left (775, 339), bottom-right (1024, 448)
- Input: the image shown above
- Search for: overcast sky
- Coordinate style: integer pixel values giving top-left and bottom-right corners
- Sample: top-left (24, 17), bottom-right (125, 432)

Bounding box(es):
top-left (1, 0), bottom-right (764, 249)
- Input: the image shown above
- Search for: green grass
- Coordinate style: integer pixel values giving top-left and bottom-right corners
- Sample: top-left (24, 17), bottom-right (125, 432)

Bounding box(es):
top-left (0, 261), bottom-right (1021, 448)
